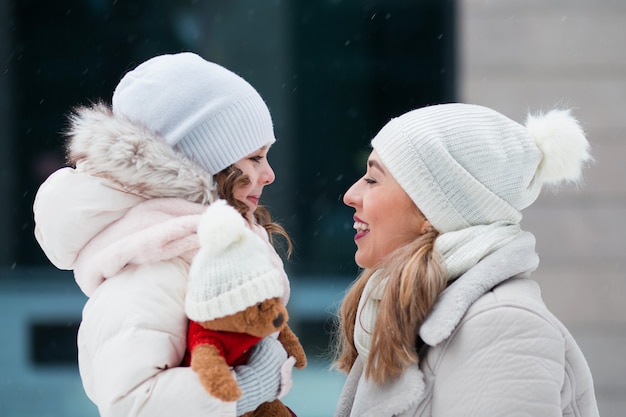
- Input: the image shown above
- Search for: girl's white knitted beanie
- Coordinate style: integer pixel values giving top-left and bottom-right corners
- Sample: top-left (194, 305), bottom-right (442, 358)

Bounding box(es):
top-left (112, 52), bottom-right (275, 175)
top-left (372, 103), bottom-right (591, 233)
top-left (185, 200), bottom-right (284, 322)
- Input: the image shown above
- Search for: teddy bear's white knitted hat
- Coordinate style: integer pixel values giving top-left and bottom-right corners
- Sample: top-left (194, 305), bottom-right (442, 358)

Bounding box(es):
top-left (372, 103), bottom-right (591, 233)
top-left (112, 52), bottom-right (275, 175)
top-left (185, 200), bottom-right (284, 322)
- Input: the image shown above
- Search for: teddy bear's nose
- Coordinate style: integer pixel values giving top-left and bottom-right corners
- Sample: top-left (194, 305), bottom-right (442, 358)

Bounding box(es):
top-left (272, 313), bottom-right (284, 328)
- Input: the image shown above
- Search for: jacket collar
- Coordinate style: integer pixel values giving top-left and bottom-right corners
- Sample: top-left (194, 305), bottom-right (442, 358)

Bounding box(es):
top-left (337, 357), bottom-right (425, 417)
top-left (420, 231), bottom-right (539, 346)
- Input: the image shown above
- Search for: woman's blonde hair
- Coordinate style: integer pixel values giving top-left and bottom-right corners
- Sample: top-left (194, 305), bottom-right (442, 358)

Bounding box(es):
top-left (214, 165), bottom-right (293, 258)
top-left (333, 228), bottom-right (446, 384)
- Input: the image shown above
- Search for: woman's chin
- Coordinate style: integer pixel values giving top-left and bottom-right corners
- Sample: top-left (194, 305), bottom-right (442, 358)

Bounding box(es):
top-left (354, 253), bottom-right (374, 270)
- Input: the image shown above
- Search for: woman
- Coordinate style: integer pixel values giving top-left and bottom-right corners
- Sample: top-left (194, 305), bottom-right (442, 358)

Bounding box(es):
top-left (33, 52), bottom-right (296, 417)
top-left (334, 103), bottom-right (600, 416)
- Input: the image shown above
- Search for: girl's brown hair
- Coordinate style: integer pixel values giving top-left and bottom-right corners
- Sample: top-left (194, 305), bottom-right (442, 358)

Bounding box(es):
top-left (333, 228), bottom-right (446, 384)
top-left (214, 165), bottom-right (292, 258)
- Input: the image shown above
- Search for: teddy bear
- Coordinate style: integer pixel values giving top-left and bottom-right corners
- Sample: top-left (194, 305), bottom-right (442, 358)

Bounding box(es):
top-left (184, 199), bottom-right (307, 417)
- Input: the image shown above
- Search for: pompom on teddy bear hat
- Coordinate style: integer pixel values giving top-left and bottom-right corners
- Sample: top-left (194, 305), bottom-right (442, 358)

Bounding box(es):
top-left (112, 52), bottom-right (276, 175)
top-left (371, 103), bottom-right (592, 233)
top-left (185, 200), bottom-right (284, 322)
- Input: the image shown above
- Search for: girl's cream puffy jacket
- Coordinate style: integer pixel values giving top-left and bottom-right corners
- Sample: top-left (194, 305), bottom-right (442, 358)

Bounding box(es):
top-left (34, 105), bottom-right (289, 417)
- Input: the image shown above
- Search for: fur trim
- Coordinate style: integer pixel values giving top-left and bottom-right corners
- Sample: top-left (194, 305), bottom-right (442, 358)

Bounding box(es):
top-left (66, 102), bottom-right (217, 204)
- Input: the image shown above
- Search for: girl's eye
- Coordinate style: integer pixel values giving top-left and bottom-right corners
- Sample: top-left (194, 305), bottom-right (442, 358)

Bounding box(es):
top-left (364, 177), bottom-right (376, 185)
top-left (250, 155), bottom-right (263, 163)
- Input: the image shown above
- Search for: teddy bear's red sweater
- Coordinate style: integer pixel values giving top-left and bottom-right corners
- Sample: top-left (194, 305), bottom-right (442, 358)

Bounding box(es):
top-left (182, 320), bottom-right (263, 367)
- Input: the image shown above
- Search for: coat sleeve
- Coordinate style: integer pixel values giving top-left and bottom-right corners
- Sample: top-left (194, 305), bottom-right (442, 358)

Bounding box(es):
top-left (430, 305), bottom-right (565, 416)
top-left (78, 259), bottom-right (235, 417)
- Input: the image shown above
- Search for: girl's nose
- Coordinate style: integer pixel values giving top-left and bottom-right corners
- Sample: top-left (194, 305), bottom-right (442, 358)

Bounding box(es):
top-left (261, 162), bottom-right (275, 185)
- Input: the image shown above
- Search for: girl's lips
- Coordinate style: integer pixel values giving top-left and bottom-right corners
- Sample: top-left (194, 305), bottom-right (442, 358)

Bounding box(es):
top-left (247, 196), bottom-right (260, 206)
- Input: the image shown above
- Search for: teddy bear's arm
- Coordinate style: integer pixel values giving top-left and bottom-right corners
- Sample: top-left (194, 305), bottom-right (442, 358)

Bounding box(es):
top-left (191, 343), bottom-right (242, 402)
top-left (278, 325), bottom-right (307, 369)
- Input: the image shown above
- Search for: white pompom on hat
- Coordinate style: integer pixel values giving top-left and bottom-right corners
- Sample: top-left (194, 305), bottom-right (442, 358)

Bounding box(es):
top-left (526, 108), bottom-right (591, 185)
top-left (112, 52), bottom-right (276, 175)
top-left (372, 103), bottom-right (591, 233)
top-left (185, 200), bottom-right (284, 322)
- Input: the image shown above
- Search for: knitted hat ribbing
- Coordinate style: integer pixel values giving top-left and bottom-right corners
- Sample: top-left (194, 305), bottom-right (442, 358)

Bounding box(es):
top-left (186, 200), bottom-right (284, 322)
top-left (112, 52), bottom-right (275, 175)
top-left (372, 103), bottom-right (591, 233)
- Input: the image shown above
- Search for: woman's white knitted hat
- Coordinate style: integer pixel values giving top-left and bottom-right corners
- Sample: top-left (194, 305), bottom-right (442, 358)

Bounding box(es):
top-left (112, 52), bottom-right (275, 175)
top-left (185, 200), bottom-right (284, 322)
top-left (372, 103), bottom-right (591, 233)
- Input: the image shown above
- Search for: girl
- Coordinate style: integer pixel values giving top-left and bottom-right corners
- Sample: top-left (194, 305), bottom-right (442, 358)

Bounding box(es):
top-left (34, 52), bottom-right (295, 417)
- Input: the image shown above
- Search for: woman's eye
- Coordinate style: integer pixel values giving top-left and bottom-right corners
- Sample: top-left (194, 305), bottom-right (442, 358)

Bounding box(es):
top-left (250, 156), bottom-right (263, 163)
top-left (364, 177), bottom-right (376, 184)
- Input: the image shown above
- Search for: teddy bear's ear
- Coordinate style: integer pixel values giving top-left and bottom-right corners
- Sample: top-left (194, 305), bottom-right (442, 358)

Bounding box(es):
top-left (197, 199), bottom-right (246, 255)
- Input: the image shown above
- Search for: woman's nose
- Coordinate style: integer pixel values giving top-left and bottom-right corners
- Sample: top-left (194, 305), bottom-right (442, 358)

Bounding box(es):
top-left (343, 181), bottom-right (360, 207)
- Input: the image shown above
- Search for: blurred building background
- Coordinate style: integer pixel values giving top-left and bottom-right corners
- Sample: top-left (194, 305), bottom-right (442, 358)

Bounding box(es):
top-left (0, 1), bottom-right (624, 416)
top-left (460, 1), bottom-right (626, 415)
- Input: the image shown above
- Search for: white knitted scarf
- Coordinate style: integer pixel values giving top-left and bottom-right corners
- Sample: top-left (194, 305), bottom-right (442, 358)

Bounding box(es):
top-left (354, 221), bottom-right (522, 358)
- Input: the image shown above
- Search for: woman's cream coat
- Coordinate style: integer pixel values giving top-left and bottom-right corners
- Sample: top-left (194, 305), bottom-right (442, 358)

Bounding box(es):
top-left (335, 233), bottom-right (599, 417)
top-left (33, 105), bottom-right (289, 417)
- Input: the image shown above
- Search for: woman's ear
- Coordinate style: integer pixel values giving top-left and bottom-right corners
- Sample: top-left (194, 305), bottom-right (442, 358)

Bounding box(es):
top-left (420, 219), bottom-right (434, 235)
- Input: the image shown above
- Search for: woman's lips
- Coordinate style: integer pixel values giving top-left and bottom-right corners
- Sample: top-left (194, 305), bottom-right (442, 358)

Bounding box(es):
top-left (353, 215), bottom-right (370, 240)
top-left (354, 230), bottom-right (368, 240)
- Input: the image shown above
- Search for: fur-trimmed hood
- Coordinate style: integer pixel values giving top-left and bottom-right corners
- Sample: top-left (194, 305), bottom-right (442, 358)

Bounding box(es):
top-left (66, 102), bottom-right (217, 204)
top-left (33, 103), bottom-right (219, 295)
